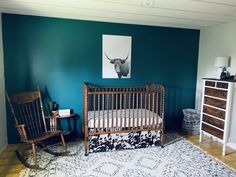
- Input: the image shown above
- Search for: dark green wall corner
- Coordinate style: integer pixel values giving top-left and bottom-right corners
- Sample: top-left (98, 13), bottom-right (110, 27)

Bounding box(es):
top-left (2, 14), bottom-right (200, 143)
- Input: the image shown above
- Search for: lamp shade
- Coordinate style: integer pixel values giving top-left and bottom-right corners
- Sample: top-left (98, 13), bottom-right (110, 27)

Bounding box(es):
top-left (214, 57), bottom-right (229, 68)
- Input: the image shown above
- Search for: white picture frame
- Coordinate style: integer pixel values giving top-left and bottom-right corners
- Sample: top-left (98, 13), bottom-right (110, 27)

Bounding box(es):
top-left (102, 35), bottom-right (132, 79)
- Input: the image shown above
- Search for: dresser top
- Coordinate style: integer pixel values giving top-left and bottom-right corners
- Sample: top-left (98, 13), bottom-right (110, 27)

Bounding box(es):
top-left (203, 78), bottom-right (236, 82)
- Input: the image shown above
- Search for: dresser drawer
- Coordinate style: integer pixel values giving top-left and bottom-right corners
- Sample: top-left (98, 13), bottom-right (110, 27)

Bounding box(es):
top-left (205, 81), bottom-right (215, 87)
top-left (216, 82), bottom-right (228, 89)
top-left (202, 123), bottom-right (223, 139)
top-left (203, 105), bottom-right (225, 119)
top-left (205, 88), bottom-right (227, 99)
top-left (204, 97), bottom-right (226, 109)
top-left (202, 114), bottom-right (224, 129)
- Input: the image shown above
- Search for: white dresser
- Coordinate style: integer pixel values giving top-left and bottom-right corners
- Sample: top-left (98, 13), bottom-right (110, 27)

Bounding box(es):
top-left (199, 78), bottom-right (236, 155)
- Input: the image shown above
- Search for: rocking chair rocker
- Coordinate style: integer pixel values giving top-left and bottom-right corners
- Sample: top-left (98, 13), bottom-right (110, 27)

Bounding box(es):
top-left (6, 88), bottom-right (69, 169)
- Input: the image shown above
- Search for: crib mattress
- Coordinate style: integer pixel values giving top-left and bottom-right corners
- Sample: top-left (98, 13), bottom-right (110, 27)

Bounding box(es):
top-left (88, 109), bottom-right (162, 129)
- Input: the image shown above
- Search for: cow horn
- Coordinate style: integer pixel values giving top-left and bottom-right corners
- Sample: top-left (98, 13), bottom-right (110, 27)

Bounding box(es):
top-left (123, 54), bottom-right (129, 61)
top-left (104, 53), bottom-right (112, 60)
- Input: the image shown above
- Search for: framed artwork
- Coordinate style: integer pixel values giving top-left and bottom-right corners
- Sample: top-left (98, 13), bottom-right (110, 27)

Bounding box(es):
top-left (102, 34), bottom-right (132, 79)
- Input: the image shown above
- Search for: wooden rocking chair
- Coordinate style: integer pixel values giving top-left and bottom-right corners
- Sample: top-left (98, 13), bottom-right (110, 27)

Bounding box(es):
top-left (6, 88), bottom-right (68, 169)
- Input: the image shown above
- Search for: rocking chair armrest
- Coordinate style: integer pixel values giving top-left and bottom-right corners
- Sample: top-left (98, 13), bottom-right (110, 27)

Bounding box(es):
top-left (15, 124), bottom-right (28, 140)
top-left (15, 124), bottom-right (25, 128)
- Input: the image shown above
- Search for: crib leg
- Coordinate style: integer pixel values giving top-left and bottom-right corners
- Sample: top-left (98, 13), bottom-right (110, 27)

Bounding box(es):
top-left (84, 135), bottom-right (89, 156)
top-left (160, 130), bottom-right (165, 148)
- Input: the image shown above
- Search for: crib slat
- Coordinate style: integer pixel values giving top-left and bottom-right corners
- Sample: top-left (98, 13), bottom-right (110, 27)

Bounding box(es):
top-left (116, 93), bottom-right (118, 130)
top-left (132, 93), bottom-right (135, 129)
top-left (145, 93), bottom-right (147, 128)
top-left (102, 94), bottom-right (105, 131)
top-left (141, 93), bottom-right (143, 129)
top-left (156, 93), bottom-right (159, 129)
top-left (112, 93), bottom-right (114, 131)
top-left (120, 94), bottom-right (122, 130)
top-left (149, 93), bottom-right (151, 129)
top-left (128, 93), bottom-right (131, 130)
top-left (136, 93), bottom-right (139, 129)
top-left (98, 94), bottom-right (100, 131)
top-left (107, 94), bottom-right (109, 131)
top-left (124, 94), bottom-right (127, 130)
top-left (94, 95), bottom-right (96, 132)
top-left (161, 91), bottom-right (164, 118)
top-left (152, 93), bottom-right (155, 129)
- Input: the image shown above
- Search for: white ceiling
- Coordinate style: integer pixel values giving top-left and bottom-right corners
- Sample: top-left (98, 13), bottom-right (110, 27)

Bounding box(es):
top-left (0, 0), bottom-right (236, 29)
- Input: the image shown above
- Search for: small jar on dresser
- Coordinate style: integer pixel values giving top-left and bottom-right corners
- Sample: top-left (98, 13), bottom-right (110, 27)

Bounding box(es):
top-left (199, 78), bottom-right (236, 156)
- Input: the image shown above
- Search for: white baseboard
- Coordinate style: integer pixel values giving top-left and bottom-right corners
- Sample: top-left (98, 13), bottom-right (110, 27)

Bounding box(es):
top-left (0, 143), bottom-right (7, 154)
top-left (227, 142), bottom-right (236, 150)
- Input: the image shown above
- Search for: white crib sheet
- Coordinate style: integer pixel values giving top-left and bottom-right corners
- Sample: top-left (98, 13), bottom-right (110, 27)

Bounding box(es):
top-left (88, 109), bottom-right (162, 128)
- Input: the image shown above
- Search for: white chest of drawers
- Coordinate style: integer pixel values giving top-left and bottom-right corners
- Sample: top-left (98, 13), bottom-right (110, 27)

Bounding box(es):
top-left (199, 78), bottom-right (236, 155)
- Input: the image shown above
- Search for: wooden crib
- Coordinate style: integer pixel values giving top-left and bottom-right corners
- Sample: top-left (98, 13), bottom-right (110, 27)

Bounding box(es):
top-left (83, 82), bottom-right (165, 155)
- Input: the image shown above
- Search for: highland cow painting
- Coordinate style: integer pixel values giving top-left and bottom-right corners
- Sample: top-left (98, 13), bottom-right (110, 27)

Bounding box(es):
top-left (102, 35), bottom-right (132, 79)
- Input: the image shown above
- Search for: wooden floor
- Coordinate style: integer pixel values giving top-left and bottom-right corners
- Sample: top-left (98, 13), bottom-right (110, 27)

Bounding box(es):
top-left (0, 144), bottom-right (24, 177)
top-left (0, 134), bottom-right (235, 177)
top-left (184, 133), bottom-right (236, 170)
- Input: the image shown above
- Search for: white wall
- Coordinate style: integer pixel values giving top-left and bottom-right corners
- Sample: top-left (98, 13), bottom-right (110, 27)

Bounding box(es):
top-left (196, 21), bottom-right (236, 110)
top-left (196, 20), bottom-right (236, 148)
top-left (0, 14), bottom-right (7, 153)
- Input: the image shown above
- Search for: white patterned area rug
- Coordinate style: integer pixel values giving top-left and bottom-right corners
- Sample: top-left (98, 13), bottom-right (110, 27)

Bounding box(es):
top-left (19, 134), bottom-right (236, 177)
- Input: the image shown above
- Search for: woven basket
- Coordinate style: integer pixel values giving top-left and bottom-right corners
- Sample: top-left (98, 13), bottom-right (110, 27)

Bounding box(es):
top-left (182, 109), bottom-right (200, 134)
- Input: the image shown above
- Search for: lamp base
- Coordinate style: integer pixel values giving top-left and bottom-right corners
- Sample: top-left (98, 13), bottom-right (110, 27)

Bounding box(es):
top-left (220, 72), bottom-right (227, 79)
top-left (220, 70), bottom-right (230, 80)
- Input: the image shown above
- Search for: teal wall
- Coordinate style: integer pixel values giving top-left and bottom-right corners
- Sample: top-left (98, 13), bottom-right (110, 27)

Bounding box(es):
top-left (2, 14), bottom-right (200, 144)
